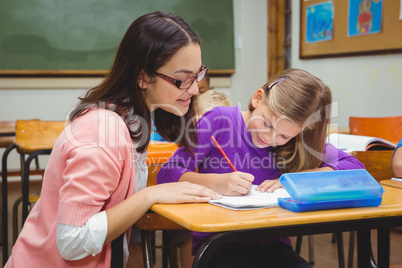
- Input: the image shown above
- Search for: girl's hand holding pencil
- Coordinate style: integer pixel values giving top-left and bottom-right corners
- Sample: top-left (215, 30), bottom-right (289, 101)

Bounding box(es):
top-left (211, 136), bottom-right (254, 195)
top-left (215, 172), bottom-right (254, 196)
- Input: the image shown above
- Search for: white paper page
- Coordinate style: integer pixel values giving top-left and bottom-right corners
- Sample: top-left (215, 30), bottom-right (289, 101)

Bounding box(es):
top-left (328, 133), bottom-right (396, 153)
top-left (209, 185), bottom-right (290, 211)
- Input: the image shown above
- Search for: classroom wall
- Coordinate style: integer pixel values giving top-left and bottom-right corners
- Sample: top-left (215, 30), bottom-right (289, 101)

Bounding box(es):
top-left (1, 0), bottom-right (401, 129)
top-left (291, 1), bottom-right (402, 129)
top-left (222, 0), bottom-right (268, 110)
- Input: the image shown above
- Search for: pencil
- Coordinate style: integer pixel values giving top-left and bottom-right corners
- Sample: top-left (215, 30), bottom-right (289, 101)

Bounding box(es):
top-left (211, 136), bottom-right (237, 172)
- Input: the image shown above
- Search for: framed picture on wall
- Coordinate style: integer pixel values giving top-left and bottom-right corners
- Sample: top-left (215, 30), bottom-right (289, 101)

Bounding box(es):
top-left (300, 0), bottom-right (402, 59)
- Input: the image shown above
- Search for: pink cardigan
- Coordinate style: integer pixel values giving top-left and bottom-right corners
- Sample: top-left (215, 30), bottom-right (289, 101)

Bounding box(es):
top-left (6, 109), bottom-right (136, 267)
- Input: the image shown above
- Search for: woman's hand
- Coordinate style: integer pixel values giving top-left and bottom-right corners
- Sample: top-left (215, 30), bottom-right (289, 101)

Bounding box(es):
top-left (255, 178), bottom-right (282, 193)
top-left (216, 172), bottom-right (254, 196)
top-left (150, 181), bottom-right (222, 204)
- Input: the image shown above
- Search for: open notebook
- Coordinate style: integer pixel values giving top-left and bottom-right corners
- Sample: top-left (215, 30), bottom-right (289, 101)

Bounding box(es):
top-left (209, 185), bottom-right (290, 211)
top-left (328, 133), bottom-right (396, 152)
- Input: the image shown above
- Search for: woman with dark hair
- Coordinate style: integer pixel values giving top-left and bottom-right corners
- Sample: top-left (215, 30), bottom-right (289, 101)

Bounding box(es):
top-left (5, 12), bottom-right (220, 267)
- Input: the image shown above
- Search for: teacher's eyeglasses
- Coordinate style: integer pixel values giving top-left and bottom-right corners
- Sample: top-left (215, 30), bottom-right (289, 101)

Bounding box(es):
top-left (153, 65), bottom-right (208, 90)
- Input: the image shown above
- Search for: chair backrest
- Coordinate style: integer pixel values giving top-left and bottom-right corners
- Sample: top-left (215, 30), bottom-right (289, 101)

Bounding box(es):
top-left (146, 142), bottom-right (178, 187)
top-left (349, 116), bottom-right (402, 145)
top-left (147, 164), bottom-right (163, 187)
top-left (350, 150), bottom-right (394, 182)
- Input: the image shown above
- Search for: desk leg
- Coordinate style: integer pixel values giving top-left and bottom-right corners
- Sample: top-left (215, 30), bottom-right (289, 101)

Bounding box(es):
top-left (357, 230), bottom-right (371, 268)
top-left (377, 228), bottom-right (389, 268)
top-left (141, 230), bottom-right (154, 268)
top-left (2, 144), bottom-right (17, 265)
top-left (335, 232), bottom-right (345, 268)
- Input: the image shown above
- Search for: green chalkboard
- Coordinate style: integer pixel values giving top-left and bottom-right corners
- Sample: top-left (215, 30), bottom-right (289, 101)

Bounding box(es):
top-left (0, 0), bottom-right (234, 76)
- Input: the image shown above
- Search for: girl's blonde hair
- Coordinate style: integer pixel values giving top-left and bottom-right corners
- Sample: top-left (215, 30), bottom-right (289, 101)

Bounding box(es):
top-left (249, 68), bottom-right (332, 173)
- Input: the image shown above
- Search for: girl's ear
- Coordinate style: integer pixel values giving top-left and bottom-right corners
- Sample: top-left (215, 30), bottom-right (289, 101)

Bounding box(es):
top-left (137, 70), bottom-right (149, 89)
top-left (250, 88), bottom-right (265, 108)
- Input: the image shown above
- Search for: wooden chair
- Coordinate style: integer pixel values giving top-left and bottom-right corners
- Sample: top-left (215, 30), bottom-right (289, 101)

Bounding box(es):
top-left (1, 120), bottom-right (42, 254)
top-left (349, 116), bottom-right (402, 145)
top-left (1, 119), bottom-right (66, 262)
top-left (14, 119), bottom-right (66, 222)
top-left (350, 151), bottom-right (394, 183)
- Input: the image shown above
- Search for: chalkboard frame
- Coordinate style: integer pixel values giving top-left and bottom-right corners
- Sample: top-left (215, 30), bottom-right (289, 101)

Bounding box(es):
top-left (0, 69), bottom-right (235, 77)
top-left (299, 0), bottom-right (402, 59)
top-left (0, 1), bottom-right (235, 77)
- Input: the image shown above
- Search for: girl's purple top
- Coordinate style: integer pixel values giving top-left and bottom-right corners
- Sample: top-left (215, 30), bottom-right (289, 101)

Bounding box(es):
top-left (157, 106), bottom-right (365, 254)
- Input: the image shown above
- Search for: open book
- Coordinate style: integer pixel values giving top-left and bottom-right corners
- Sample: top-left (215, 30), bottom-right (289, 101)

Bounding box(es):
top-left (209, 185), bottom-right (290, 211)
top-left (328, 133), bottom-right (396, 153)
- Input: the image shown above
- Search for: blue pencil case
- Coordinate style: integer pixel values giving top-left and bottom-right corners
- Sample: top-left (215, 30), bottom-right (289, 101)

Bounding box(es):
top-left (278, 169), bottom-right (384, 212)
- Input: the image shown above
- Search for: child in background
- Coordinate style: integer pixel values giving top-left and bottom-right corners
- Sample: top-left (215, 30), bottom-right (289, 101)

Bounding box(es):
top-left (196, 89), bottom-right (232, 119)
top-left (392, 138), bottom-right (402, 177)
top-left (5, 12), bottom-right (221, 268)
top-left (157, 68), bottom-right (364, 268)
top-left (197, 72), bottom-right (212, 95)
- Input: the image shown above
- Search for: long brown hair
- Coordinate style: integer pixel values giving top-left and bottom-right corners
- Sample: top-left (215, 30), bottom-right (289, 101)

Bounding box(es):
top-left (249, 68), bottom-right (332, 173)
top-left (69, 12), bottom-right (200, 153)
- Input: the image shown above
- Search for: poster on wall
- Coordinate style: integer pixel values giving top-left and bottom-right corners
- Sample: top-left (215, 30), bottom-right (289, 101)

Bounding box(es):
top-left (400, 0), bottom-right (402, 20)
top-left (348, 0), bottom-right (383, 37)
top-left (305, 1), bottom-right (334, 43)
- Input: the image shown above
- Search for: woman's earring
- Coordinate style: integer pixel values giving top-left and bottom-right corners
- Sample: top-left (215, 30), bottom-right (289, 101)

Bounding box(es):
top-left (138, 80), bottom-right (146, 90)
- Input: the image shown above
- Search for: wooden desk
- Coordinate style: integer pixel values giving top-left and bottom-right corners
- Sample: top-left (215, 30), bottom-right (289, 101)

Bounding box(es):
top-left (381, 179), bottom-right (402, 189)
top-left (0, 127), bottom-right (15, 138)
top-left (150, 186), bottom-right (402, 268)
